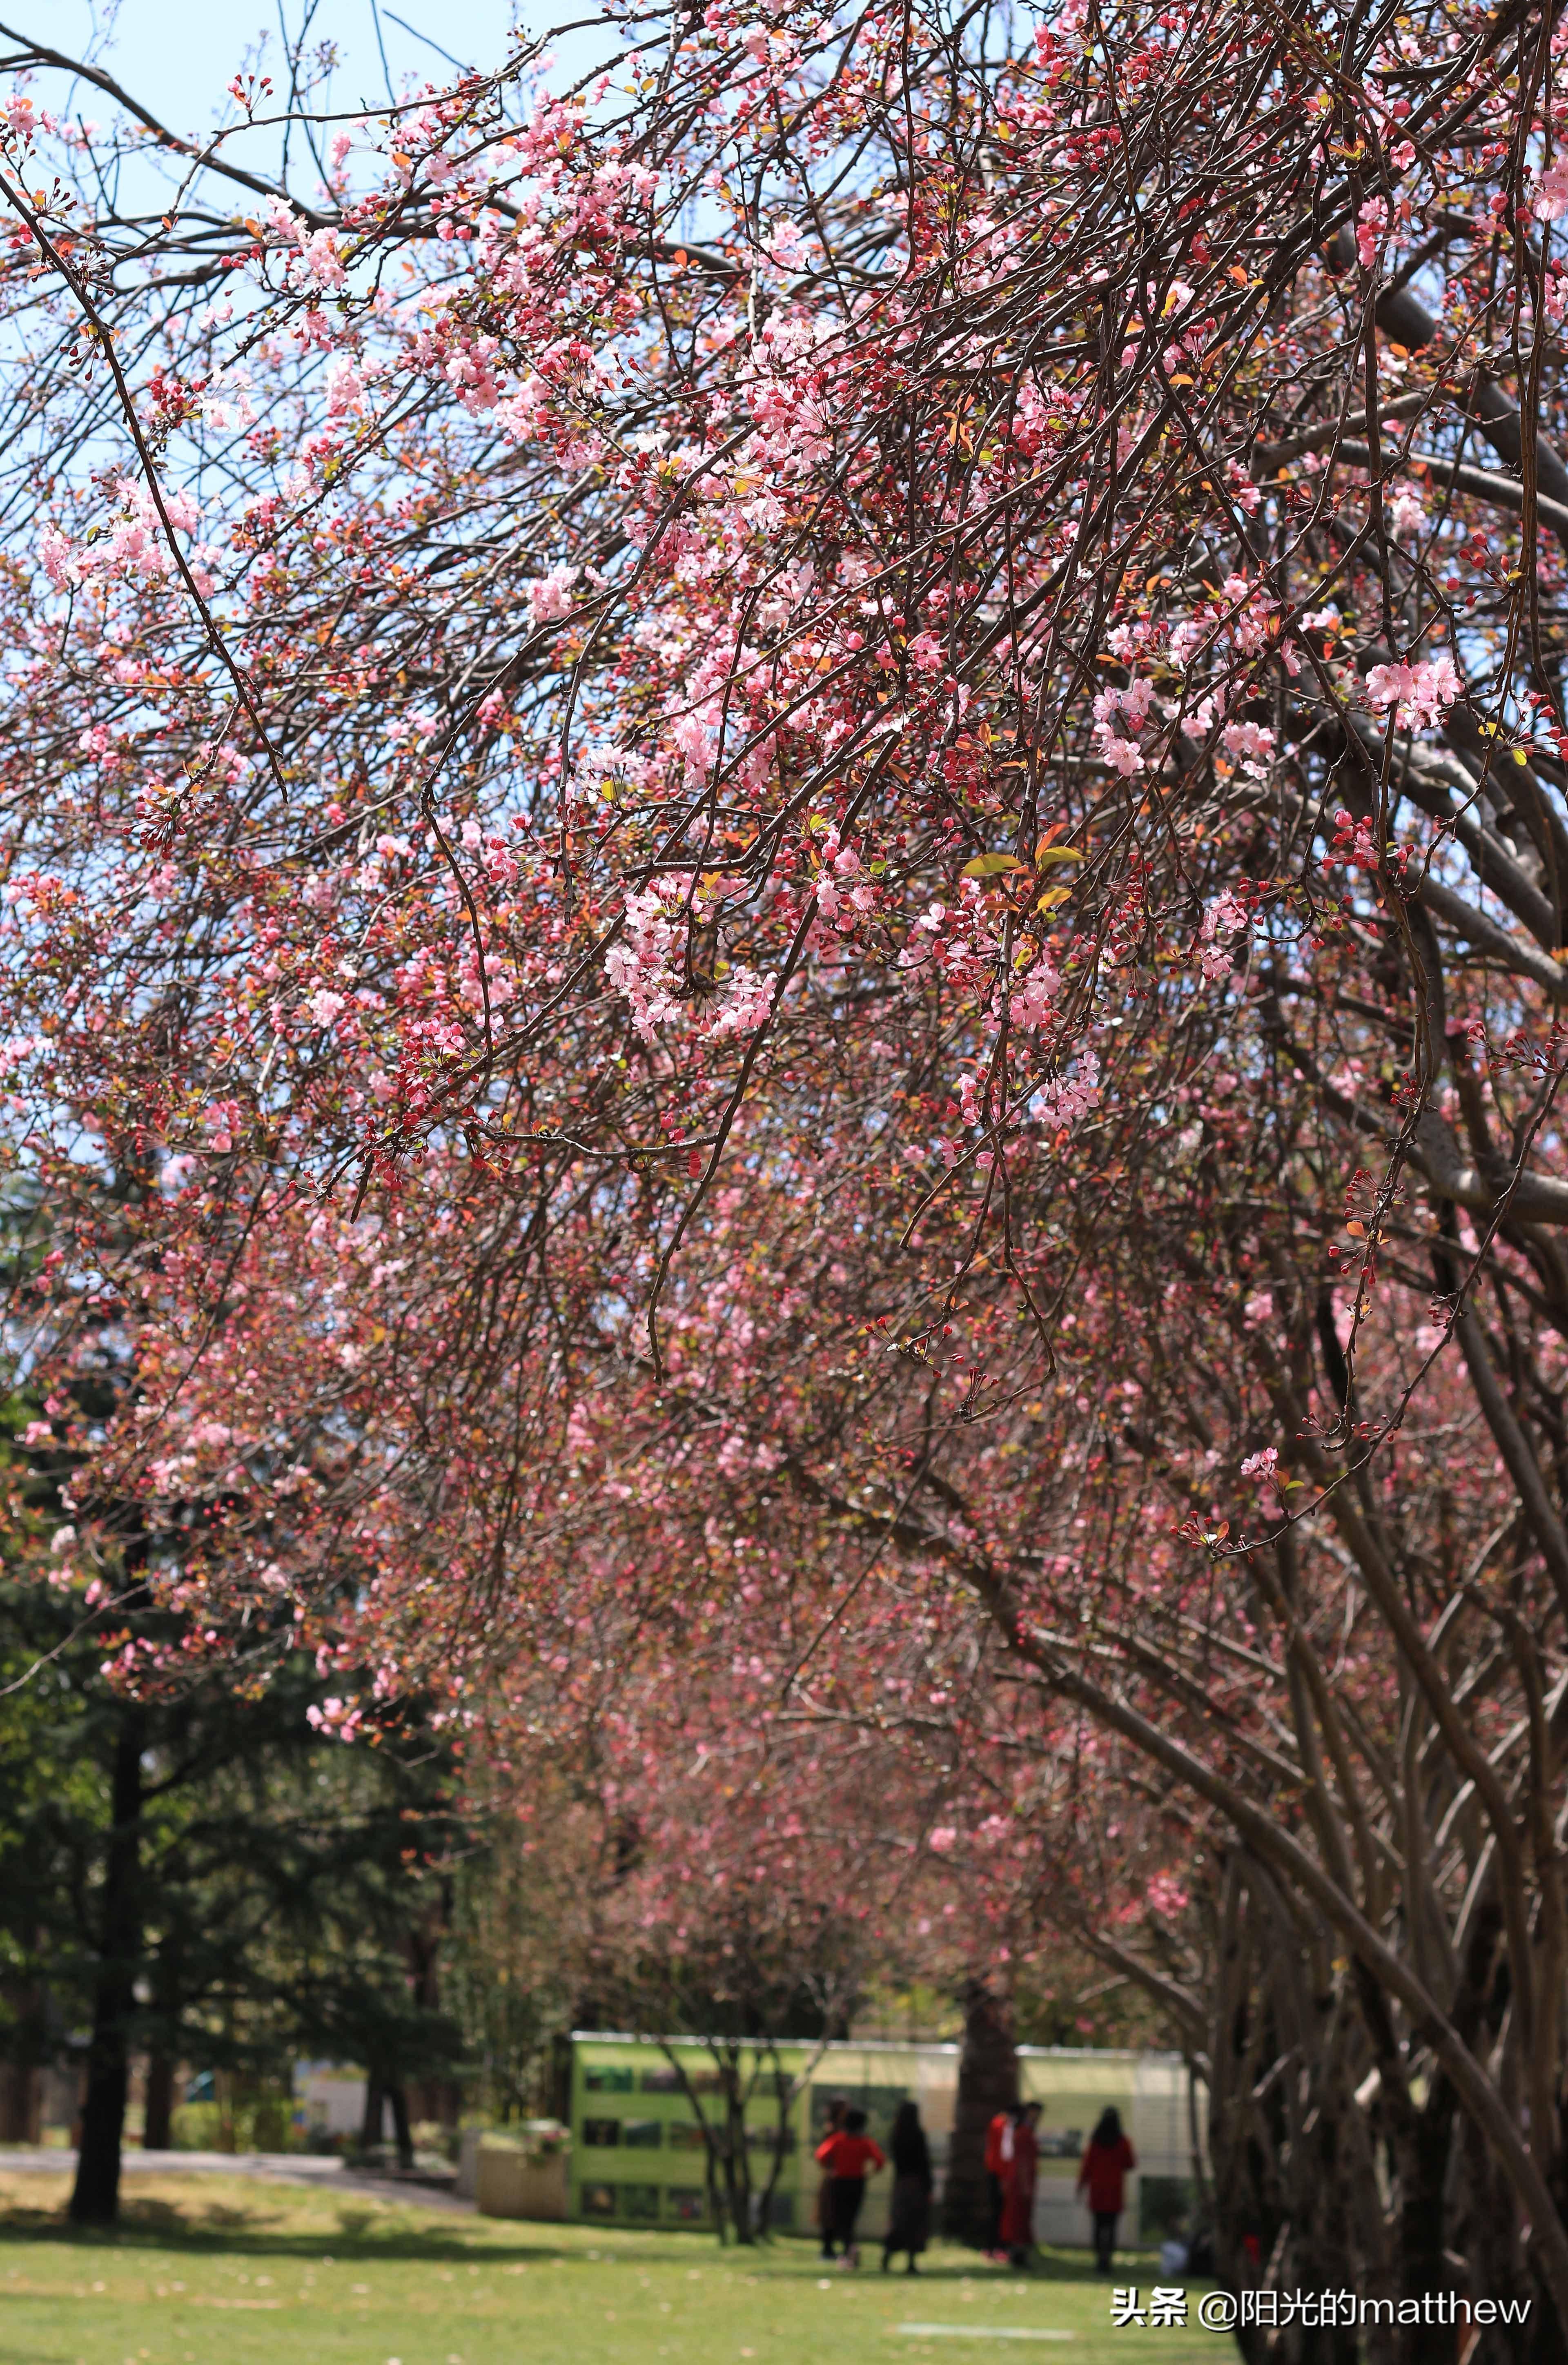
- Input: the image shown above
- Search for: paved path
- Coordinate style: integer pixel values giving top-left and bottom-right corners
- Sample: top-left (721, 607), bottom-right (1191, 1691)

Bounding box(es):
top-left (0, 2149), bottom-right (473, 2212)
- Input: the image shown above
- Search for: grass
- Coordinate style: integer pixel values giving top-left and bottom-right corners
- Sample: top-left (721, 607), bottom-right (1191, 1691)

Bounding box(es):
top-left (0, 2171), bottom-right (1235, 2365)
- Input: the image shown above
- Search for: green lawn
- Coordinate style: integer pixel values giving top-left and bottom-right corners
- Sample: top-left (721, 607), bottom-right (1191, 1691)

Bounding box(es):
top-left (0, 2172), bottom-right (1234, 2365)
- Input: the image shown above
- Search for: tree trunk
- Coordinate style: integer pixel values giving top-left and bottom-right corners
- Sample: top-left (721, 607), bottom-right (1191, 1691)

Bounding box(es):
top-left (0, 1978), bottom-right (43, 2142)
top-left (142, 1931), bottom-right (180, 2151)
top-left (361, 2079), bottom-right (385, 2151)
top-left (0, 2058), bottom-right (40, 2144)
top-left (70, 1704), bottom-right (145, 2224)
top-left (944, 1978), bottom-right (1018, 2247)
top-left (388, 2081), bottom-right (414, 2171)
top-left (143, 2050), bottom-right (174, 2151)
top-left (727, 2059), bottom-right (755, 2245)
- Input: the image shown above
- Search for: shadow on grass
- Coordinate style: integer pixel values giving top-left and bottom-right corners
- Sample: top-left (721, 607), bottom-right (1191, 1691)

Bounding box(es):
top-left (788, 2249), bottom-right (1152, 2286)
top-left (0, 2187), bottom-right (1143, 2288)
top-left (0, 2189), bottom-right (558, 2264)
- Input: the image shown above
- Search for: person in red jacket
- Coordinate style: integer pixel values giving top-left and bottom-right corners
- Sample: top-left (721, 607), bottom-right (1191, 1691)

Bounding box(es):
top-left (815, 2107), bottom-right (886, 2267)
top-left (1077, 2106), bottom-right (1137, 2275)
top-left (815, 2097), bottom-right (848, 2251)
top-left (983, 2108), bottom-right (1013, 2260)
top-left (999, 2101), bottom-right (1041, 2266)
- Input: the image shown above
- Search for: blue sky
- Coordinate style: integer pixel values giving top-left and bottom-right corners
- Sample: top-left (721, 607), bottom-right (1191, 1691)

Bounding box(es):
top-left (16, 2), bottom-right (612, 138)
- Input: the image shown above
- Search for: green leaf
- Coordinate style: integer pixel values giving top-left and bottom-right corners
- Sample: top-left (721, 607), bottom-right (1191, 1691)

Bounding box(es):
top-left (962, 852), bottom-right (1027, 877)
top-left (1036, 846), bottom-right (1083, 867)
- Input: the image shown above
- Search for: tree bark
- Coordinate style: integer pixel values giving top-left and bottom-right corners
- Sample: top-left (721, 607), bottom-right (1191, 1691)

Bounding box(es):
top-left (944, 1978), bottom-right (1018, 2247)
top-left (69, 1704), bottom-right (145, 2224)
top-left (388, 2081), bottom-right (414, 2171)
top-left (142, 1932), bottom-right (180, 2150)
top-left (0, 2058), bottom-right (40, 2144)
top-left (360, 2078), bottom-right (385, 2151)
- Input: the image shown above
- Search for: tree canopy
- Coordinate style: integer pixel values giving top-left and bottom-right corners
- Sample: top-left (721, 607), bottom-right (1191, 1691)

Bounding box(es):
top-left (4, 0), bottom-right (1568, 2338)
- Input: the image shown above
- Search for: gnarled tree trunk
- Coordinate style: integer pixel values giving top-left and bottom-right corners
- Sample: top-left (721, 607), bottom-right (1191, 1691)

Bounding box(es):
top-left (944, 1979), bottom-right (1018, 2247)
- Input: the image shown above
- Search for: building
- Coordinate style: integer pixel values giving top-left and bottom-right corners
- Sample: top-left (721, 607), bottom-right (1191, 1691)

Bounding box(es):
top-left (562, 2031), bottom-right (1199, 2245)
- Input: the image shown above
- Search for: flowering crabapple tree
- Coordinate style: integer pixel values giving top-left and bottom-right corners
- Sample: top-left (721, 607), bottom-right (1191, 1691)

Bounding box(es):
top-left (472, 1572), bottom-right (1118, 2247)
top-left (6, 0), bottom-right (1568, 2336)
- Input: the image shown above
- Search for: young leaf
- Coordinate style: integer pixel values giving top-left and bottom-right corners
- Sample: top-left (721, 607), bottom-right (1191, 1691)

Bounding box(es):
top-left (962, 852), bottom-right (1027, 877)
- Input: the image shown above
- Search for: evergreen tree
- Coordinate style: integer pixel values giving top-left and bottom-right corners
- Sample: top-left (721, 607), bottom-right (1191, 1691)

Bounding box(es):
top-left (0, 1494), bottom-right (470, 2216)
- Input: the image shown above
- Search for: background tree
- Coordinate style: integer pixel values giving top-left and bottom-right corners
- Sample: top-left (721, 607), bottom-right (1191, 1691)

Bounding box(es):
top-left (0, 1426), bottom-right (472, 2214)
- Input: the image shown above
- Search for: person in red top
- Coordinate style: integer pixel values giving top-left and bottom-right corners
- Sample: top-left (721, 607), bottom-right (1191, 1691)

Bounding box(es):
top-left (1077, 2106), bottom-right (1137, 2275)
top-left (999, 2101), bottom-right (1041, 2266)
top-left (815, 2107), bottom-right (886, 2267)
top-left (815, 2097), bottom-right (848, 2253)
top-left (983, 2108), bottom-right (1013, 2260)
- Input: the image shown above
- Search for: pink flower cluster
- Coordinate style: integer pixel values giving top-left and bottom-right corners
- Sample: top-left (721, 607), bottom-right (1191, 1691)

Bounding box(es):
top-left (39, 481), bottom-right (207, 593)
top-left (1033, 1049), bottom-right (1101, 1130)
top-left (1535, 158), bottom-right (1568, 222)
top-left (1093, 676), bottom-right (1156, 777)
top-left (605, 884), bottom-right (683, 1042)
top-left (1356, 197), bottom-right (1389, 268)
top-left (1365, 650), bottom-right (1461, 731)
top-left (1197, 890), bottom-right (1249, 980)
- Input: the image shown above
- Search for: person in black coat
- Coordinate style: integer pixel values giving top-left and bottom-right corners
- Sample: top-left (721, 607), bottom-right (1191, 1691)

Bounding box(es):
top-left (882, 2100), bottom-right (933, 2274)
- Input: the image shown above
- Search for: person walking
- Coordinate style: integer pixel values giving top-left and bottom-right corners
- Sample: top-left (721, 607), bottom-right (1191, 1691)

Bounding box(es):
top-left (816, 2097), bottom-right (848, 2258)
top-left (1077, 2105), bottom-right (1137, 2276)
top-left (815, 2106), bottom-right (886, 2268)
top-left (983, 2105), bottom-right (1013, 2260)
top-left (882, 2100), bottom-right (933, 2275)
top-left (999, 2101), bottom-right (1041, 2267)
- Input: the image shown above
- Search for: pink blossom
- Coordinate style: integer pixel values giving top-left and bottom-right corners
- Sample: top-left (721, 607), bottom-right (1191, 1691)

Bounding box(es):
top-left (1356, 196), bottom-right (1389, 268)
top-left (927, 1825), bottom-right (958, 1853)
top-left (526, 563), bottom-right (579, 623)
top-left (1534, 159), bottom-right (1568, 222)
top-left (1388, 483), bottom-right (1425, 540)
top-left (298, 228), bottom-right (346, 290)
top-left (672, 713), bottom-right (716, 780)
top-left (38, 526), bottom-right (75, 587)
top-left (1033, 1050), bottom-right (1101, 1130)
top-left (1221, 719), bottom-right (1275, 777)
top-left (708, 964), bottom-right (777, 1040)
top-left (1327, 808), bottom-right (1382, 873)
top-left (324, 352), bottom-right (366, 417)
top-left (1009, 960), bottom-right (1061, 1029)
top-left (605, 882), bottom-right (684, 1041)
top-left (1098, 732), bottom-right (1145, 777)
top-left (1197, 891), bottom-right (1248, 979)
top-left (1365, 650), bottom-right (1461, 731)
top-left (305, 988), bottom-right (347, 1027)
top-left (1240, 1445), bottom-right (1278, 1479)
top-left (1225, 459), bottom-right (1261, 514)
